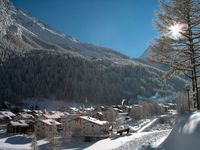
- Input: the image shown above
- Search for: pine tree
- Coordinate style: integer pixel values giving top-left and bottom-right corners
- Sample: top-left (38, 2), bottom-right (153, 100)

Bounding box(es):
top-left (154, 0), bottom-right (200, 109)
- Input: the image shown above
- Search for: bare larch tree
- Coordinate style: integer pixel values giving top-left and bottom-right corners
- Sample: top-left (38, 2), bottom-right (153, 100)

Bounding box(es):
top-left (153, 0), bottom-right (200, 109)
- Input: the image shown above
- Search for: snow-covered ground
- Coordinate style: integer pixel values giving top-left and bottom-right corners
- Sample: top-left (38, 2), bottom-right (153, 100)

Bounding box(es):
top-left (126, 117), bottom-right (156, 132)
top-left (0, 130), bottom-right (171, 150)
top-left (0, 131), bottom-right (47, 150)
top-left (0, 115), bottom-right (174, 150)
top-left (63, 130), bottom-right (171, 150)
top-left (157, 111), bottom-right (200, 150)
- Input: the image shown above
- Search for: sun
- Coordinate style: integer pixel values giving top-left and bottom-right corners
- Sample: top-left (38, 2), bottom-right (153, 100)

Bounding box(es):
top-left (169, 23), bottom-right (183, 38)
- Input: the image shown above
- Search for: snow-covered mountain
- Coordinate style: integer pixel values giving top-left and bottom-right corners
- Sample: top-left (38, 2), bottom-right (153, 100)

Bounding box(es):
top-left (0, 0), bottom-right (128, 60)
top-left (0, 0), bottom-right (185, 104)
top-left (140, 46), bottom-right (170, 71)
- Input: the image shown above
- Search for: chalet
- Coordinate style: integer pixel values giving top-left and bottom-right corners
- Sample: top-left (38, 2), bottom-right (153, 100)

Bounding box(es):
top-left (0, 111), bottom-right (16, 129)
top-left (34, 119), bottom-right (61, 139)
top-left (63, 116), bottom-right (109, 141)
top-left (7, 120), bottom-right (34, 134)
top-left (64, 107), bottom-right (81, 114)
top-left (41, 111), bottom-right (63, 122)
top-left (159, 104), bottom-right (169, 113)
top-left (0, 114), bottom-right (11, 124)
top-left (31, 110), bottom-right (43, 119)
top-left (0, 111), bottom-right (16, 120)
top-left (60, 114), bottom-right (79, 130)
top-left (167, 103), bottom-right (176, 110)
top-left (0, 115), bottom-right (10, 130)
top-left (14, 113), bottom-right (34, 122)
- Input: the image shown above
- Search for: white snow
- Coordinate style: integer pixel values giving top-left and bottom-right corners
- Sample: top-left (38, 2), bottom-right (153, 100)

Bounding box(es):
top-left (0, 111), bottom-right (16, 119)
top-left (137, 118), bottom-right (159, 133)
top-left (10, 120), bottom-right (28, 127)
top-left (80, 116), bottom-right (108, 126)
top-left (81, 130), bottom-right (171, 150)
top-left (0, 128), bottom-right (171, 150)
top-left (158, 111), bottom-right (200, 150)
top-left (18, 113), bottom-right (34, 119)
top-left (43, 113), bottom-right (61, 119)
top-left (0, 131), bottom-right (47, 150)
top-left (40, 119), bottom-right (61, 126)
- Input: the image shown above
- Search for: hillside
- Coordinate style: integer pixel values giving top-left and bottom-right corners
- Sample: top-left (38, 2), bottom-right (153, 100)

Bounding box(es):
top-left (0, 0), bottom-right (185, 104)
top-left (140, 46), bottom-right (170, 71)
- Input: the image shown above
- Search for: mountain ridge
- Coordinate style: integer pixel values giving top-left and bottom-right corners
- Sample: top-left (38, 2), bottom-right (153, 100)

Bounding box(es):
top-left (0, 0), bottom-right (185, 104)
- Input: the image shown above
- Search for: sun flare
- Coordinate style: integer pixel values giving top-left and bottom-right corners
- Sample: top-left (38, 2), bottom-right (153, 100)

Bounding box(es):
top-left (169, 23), bottom-right (183, 38)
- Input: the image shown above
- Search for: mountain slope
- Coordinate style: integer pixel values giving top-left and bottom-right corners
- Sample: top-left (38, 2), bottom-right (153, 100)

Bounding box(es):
top-left (0, 0), bottom-right (185, 104)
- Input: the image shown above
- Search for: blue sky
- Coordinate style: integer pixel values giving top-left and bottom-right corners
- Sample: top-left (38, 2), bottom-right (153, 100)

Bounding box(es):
top-left (11, 0), bottom-right (159, 58)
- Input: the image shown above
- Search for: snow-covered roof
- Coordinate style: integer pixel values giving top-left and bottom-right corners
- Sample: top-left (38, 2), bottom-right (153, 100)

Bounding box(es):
top-left (62, 112), bottom-right (70, 115)
top-left (97, 112), bottom-right (103, 115)
top-left (69, 107), bottom-right (79, 112)
top-left (167, 103), bottom-right (176, 106)
top-left (83, 107), bottom-right (95, 111)
top-left (0, 111), bottom-right (16, 118)
top-left (22, 109), bottom-right (32, 113)
top-left (10, 120), bottom-right (28, 127)
top-left (43, 113), bottom-right (61, 119)
top-left (40, 119), bottom-right (61, 126)
top-left (132, 105), bottom-right (143, 108)
top-left (80, 116), bottom-right (108, 126)
top-left (33, 110), bottom-right (43, 114)
top-left (61, 114), bottom-right (80, 121)
top-left (50, 111), bottom-right (64, 116)
top-left (19, 113), bottom-right (34, 119)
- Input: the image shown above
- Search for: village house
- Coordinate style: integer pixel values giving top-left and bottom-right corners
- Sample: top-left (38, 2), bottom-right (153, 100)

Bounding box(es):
top-left (34, 119), bottom-right (61, 139)
top-left (0, 114), bottom-right (10, 130)
top-left (63, 115), bottom-right (109, 141)
top-left (60, 114), bottom-right (79, 130)
top-left (0, 111), bottom-right (16, 130)
top-left (166, 103), bottom-right (176, 110)
top-left (0, 111), bottom-right (16, 120)
top-left (41, 111), bottom-right (65, 122)
top-left (159, 104), bottom-right (169, 113)
top-left (7, 120), bottom-right (34, 134)
top-left (31, 110), bottom-right (43, 119)
top-left (64, 107), bottom-right (81, 114)
top-left (14, 112), bottom-right (34, 122)
top-left (0, 114), bottom-right (11, 124)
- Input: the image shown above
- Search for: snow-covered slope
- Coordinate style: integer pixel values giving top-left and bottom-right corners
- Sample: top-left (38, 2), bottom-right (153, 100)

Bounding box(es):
top-left (0, 0), bottom-right (128, 60)
top-left (158, 112), bottom-right (200, 150)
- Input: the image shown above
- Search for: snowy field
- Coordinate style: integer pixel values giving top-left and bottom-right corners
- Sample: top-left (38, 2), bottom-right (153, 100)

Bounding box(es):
top-left (0, 130), bottom-right (171, 150)
top-left (83, 130), bottom-right (171, 150)
top-left (0, 131), bottom-right (48, 150)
